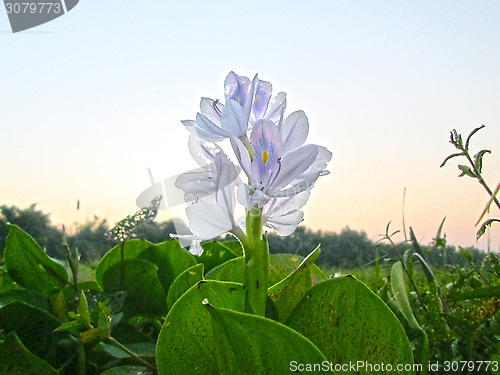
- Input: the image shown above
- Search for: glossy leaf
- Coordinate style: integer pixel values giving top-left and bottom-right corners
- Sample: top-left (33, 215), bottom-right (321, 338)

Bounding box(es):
top-left (0, 332), bottom-right (58, 375)
top-left (286, 276), bottom-right (414, 371)
top-left (205, 253), bottom-right (327, 287)
top-left (391, 262), bottom-right (422, 331)
top-left (102, 259), bottom-right (167, 316)
top-left (3, 224), bottom-right (68, 295)
top-left (205, 257), bottom-right (244, 283)
top-left (167, 263), bottom-right (204, 309)
top-left (268, 246), bottom-right (321, 322)
top-left (137, 239), bottom-right (197, 293)
top-left (96, 239), bottom-right (153, 288)
top-left (269, 253), bottom-right (327, 286)
top-left (221, 240), bottom-right (243, 256)
top-left (156, 280), bottom-right (327, 374)
top-left (197, 241), bottom-right (238, 273)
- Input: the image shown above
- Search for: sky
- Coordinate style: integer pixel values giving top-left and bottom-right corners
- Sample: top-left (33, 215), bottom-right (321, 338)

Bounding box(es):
top-left (1, 1), bottom-right (500, 251)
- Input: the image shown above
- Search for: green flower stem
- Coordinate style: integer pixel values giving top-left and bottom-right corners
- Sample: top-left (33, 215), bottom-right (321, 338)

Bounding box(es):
top-left (242, 206), bottom-right (269, 316)
top-left (107, 336), bottom-right (157, 372)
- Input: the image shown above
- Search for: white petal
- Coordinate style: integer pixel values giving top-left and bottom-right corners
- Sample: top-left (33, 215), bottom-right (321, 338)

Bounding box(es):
top-left (221, 100), bottom-right (249, 138)
top-left (200, 98), bottom-right (224, 127)
top-left (303, 146), bottom-right (332, 177)
top-left (189, 240), bottom-right (204, 256)
top-left (230, 137), bottom-right (253, 181)
top-left (196, 113), bottom-right (230, 138)
top-left (251, 78), bottom-right (272, 123)
top-left (265, 210), bottom-right (304, 236)
top-left (214, 153), bottom-right (238, 220)
top-left (274, 172), bottom-right (319, 197)
top-left (224, 72), bottom-right (252, 112)
top-left (269, 144), bottom-right (319, 194)
top-left (188, 135), bottom-right (223, 166)
top-left (265, 190), bottom-right (310, 218)
top-left (280, 110), bottom-right (309, 154)
top-left (264, 92), bottom-right (286, 123)
top-left (187, 202), bottom-right (234, 240)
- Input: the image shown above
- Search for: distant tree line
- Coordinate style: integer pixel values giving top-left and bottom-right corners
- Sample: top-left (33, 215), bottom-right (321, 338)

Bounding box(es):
top-left (0, 204), bottom-right (488, 269)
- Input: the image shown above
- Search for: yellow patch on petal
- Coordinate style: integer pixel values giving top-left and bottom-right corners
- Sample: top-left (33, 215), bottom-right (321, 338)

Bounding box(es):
top-left (255, 94), bottom-right (260, 104)
top-left (236, 97), bottom-right (240, 103)
top-left (262, 151), bottom-right (270, 164)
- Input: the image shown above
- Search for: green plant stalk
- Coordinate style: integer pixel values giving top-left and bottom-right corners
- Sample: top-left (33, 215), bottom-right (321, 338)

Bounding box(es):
top-left (63, 242), bottom-right (79, 294)
top-left (464, 152), bottom-right (500, 211)
top-left (107, 336), bottom-right (157, 372)
top-left (242, 206), bottom-right (269, 317)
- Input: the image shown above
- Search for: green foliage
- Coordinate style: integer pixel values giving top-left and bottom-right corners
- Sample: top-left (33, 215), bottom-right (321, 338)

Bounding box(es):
top-left (0, 332), bottom-right (58, 374)
top-left (4, 224), bottom-right (68, 296)
top-left (156, 280), bottom-right (328, 374)
top-left (167, 264), bottom-right (204, 310)
top-left (1, 178), bottom-right (498, 374)
top-left (102, 259), bottom-right (167, 317)
top-left (287, 276), bottom-right (414, 372)
top-left (0, 204), bottom-right (63, 259)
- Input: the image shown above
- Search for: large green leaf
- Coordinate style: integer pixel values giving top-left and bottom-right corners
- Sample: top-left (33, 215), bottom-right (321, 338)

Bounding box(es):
top-left (205, 253), bottom-right (327, 288)
top-left (0, 289), bottom-right (50, 311)
top-left (0, 267), bottom-right (24, 293)
top-left (167, 263), bottom-right (204, 309)
top-left (268, 246), bottom-right (321, 322)
top-left (286, 276), bottom-right (414, 372)
top-left (269, 253), bottom-right (326, 286)
top-left (156, 280), bottom-right (327, 374)
top-left (220, 240), bottom-right (243, 256)
top-left (3, 224), bottom-right (68, 295)
top-left (0, 301), bottom-right (63, 366)
top-left (96, 239), bottom-right (153, 288)
top-left (102, 259), bottom-right (167, 316)
top-left (0, 332), bottom-right (58, 374)
top-left (205, 257), bottom-right (244, 283)
top-left (77, 263), bottom-right (100, 291)
top-left (197, 241), bottom-right (238, 273)
top-left (137, 239), bottom-right (197, 294)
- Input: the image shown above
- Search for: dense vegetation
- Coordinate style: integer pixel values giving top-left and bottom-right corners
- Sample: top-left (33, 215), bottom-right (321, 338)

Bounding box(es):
top-left (0, 204), bottom-right (488, 271)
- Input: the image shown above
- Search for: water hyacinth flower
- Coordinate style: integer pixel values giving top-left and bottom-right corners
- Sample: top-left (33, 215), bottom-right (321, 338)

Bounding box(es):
top-left (176, 71), bottom-right (331, 255)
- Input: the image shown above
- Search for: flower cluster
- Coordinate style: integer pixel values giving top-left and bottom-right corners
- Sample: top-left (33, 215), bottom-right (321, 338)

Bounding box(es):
top-left (176, 72), bottom-right (331, 254)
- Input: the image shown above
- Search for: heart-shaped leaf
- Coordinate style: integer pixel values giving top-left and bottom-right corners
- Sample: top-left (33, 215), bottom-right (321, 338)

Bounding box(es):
top-left (3, 224), bottom-right (68, 295)
top-left (167, 263), bottom-right (204, 309)
top-left (96, 239), bottom-right (153, 288)
top-left (268, 246), bottom-right (321, 322)
top-left (137, 239), bottom-right (197, 294)
top-left (0, 332), bottom-right (58, 374)
top-left (197, 241), bottom-right (238, 273)
top-left (156, 280), bottom-right (328, 374)
top-left (102, 259), bottom-right (167, 317)
top-left (286, 276), bottom-right (414, 371)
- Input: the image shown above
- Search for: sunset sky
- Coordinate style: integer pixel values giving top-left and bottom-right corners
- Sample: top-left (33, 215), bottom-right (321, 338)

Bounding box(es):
top-left (2, 1), bottom-right (499, 250)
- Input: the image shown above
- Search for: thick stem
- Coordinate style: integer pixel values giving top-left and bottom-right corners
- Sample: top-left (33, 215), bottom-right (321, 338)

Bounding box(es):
top-left (242, 206), bottom-right (269, 316)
